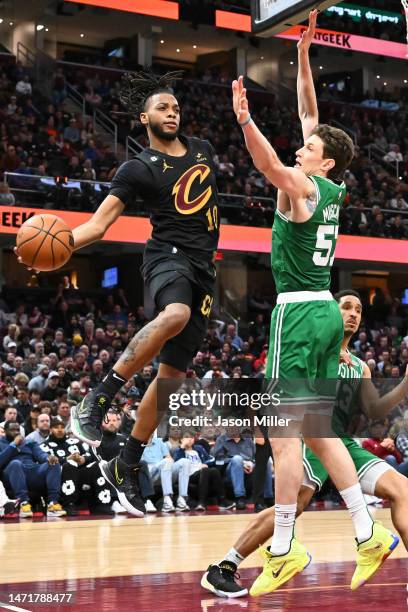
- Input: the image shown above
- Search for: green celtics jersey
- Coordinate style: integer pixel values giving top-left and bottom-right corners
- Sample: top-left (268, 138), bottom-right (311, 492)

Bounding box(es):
top-left (272, 175), bottom-right (346, 293)
top-left (332, 351), bottom-right (365, 436)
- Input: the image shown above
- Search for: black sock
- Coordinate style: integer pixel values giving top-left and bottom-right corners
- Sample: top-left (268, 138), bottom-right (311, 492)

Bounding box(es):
top-left (122, 435), bottom-right (146, 466)
top-left (96, 369), bottom-right (127, 399)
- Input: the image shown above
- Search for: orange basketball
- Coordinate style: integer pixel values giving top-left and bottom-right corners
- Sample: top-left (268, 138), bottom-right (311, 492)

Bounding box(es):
top-left (16, 214), bottom-right (74, 272)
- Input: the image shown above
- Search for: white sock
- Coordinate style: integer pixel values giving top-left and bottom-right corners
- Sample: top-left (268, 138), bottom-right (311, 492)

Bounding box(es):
top-left (340, 483), bottom-right (374, 543)
top-left (220, 548), bottom-right (245, 567)
top-left (270, 503), bottom-right (297, 555)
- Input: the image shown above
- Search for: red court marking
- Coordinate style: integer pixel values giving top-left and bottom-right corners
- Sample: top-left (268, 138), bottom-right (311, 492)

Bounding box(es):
top-left (3, 558), bottom-right (407, 611)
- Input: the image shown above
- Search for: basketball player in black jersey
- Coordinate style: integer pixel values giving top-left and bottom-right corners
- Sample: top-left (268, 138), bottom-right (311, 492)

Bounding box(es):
top-left (67, 71), bottom-right (220, 515)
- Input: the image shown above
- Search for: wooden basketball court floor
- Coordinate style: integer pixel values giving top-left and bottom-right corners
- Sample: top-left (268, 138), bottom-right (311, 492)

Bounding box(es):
top-left (1, 506), bottom-right (407, 611)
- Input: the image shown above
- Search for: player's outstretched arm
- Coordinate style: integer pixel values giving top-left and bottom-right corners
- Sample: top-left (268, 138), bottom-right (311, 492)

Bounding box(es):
top-left (232, 76), bottom-right (310, 198)
top-left (297, 9), bottom-right (319, 141)
top-left (360, 363), bottom-right (408, 420)
top-left (71, 194), bottom-right (125, 251)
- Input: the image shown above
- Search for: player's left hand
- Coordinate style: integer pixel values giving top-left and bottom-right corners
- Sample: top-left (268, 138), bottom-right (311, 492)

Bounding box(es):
top-left (297, 8), bottom-right (318, 52)
top-left (48, 455), bottom-right (59, 465)
top-left (232, 76), bottom-right (250, 125)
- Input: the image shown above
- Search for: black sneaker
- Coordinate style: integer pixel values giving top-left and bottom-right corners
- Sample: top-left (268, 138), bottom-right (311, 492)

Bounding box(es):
top-left (201, 562), bottom-right (248, 598)
top-left (236, 498), bottom-right (247, 511)
top-left (254, 502), bottom-right (267, 513)
top-left (99, 456), bottom-right (145, 517)
top-left (218, 499), bottom-right (236, 510)
top-left (70, 391), bottom-right (111, 447)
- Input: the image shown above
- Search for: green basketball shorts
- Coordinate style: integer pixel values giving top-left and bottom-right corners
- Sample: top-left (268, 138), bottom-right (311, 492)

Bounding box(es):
top-left (302, 438), bottom-right (393, 494)
top-left (265, 291), bottom-right (343, 411)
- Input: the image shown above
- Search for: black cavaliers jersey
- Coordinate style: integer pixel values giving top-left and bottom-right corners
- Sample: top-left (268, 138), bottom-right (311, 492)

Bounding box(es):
top-left (110, 136), bottom-right (220, 260)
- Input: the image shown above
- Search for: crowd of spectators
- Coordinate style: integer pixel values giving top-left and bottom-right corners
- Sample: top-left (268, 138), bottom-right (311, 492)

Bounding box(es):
top-left (0, 277), bottom-right (408, 518)
top-left (0, 53), bottom-right (407, 234)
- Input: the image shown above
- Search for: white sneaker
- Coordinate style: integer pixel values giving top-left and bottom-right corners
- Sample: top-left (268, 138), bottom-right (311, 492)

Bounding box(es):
top-left (144, 499), bottom-right (157, 513)
top-left (162, 495), bottom-right (175, 512)
top-left (176, 496), bottom-right (190, 511)
top-left (111, 501), bottom-right (127, 514)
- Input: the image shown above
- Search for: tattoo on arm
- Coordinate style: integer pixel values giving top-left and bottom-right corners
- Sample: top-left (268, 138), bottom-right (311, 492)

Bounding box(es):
top-left (305, 189), bottom-right (317, 213)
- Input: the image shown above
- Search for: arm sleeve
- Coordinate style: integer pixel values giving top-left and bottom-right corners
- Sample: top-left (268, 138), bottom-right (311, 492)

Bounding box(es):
top-left (109, 159), bottom-right (151, 208)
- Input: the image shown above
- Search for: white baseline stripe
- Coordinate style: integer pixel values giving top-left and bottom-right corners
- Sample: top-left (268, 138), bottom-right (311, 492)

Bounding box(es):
top-left (0, 602), bottom-right (33, 612)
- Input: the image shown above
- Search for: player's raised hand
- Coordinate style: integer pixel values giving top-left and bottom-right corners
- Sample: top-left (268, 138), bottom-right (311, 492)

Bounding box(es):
top-left (232, 76), bottom-right (250, 124)
top-left (297, 8), bottom-right (318, 52)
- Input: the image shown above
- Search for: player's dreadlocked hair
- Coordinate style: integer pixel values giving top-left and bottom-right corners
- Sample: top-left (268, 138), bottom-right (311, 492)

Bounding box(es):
top-left (117, 69), bottom-right (184, 116)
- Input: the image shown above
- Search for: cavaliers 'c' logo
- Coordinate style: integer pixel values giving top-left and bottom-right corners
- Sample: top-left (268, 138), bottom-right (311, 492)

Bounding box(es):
top-left (172, 164), bottom-right (213, 215)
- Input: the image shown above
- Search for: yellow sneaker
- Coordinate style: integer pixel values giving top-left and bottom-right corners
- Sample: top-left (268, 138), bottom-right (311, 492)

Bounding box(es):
top-left (47, 502), bottom-right (67, 517)
top-left (19, 501), bottom-right (33, 518)
top-left (351, 521), bottom-right (399, 590)
top-left (249, 538), bottom-right (312, 597)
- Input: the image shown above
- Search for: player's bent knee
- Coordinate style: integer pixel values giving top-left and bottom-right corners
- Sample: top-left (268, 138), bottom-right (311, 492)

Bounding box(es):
top-left (160, 304), bottom-right (191, 335)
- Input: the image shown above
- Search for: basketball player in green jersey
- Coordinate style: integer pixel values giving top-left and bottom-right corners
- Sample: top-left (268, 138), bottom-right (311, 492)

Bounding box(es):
top-left (228, 9), bottom-right (395, 594)
top-left (202, 290), bottom-right (406, 598)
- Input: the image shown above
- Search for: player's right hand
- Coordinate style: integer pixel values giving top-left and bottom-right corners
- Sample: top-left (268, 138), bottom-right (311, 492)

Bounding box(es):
top-left (232, 75), bottom-right (250, 124)
top-left (14, 246), bottom-right (38, 273)
top-left (297, 9), bottom-right (318, 52)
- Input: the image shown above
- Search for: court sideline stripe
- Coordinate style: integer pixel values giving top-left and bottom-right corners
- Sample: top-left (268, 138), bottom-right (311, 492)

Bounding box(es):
top-left (0, 603), bottom-right (32, 612)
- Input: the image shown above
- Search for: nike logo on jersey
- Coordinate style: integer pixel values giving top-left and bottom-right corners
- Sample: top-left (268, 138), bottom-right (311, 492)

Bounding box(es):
top-left (272, 561), bottom-right (287, 579)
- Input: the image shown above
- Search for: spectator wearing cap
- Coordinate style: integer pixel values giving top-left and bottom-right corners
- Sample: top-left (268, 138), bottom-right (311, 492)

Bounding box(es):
top-left (23, 405), bottom-right (41, 436)
top-left (28, 364), bottom-right (49, 394)
top-left (0, 406), bottom-right (25, 436)
top-left (41, 371), bottom-right (64, 402)
top-left (26, 413), bottom-right (51, 445)
top-left (0, 420), bottom-right (65, 518)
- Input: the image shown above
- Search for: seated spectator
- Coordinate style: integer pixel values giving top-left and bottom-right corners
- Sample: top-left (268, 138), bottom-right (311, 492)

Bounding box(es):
top-left (213, 430), bottom-right (255, 509)
top-left (174, 432), bottom-right (235, 510)
top-left (15, 387), bottom-right (32, 420)
top-left (63, 118), bottom-right (80, 144)
top-left (23, 405), bottom-right (41, 436)
top-left (40, 417), bottom-right (110, 515)
top-left (56, 400), bottom-right (71, 430)
top-left (28, 364), bottom-right (49, 394)
top-left (165, 426), bottom-right (182, 457)
top-left (0, 183), bottom-right (15, 205)
top-left (42, 371), bottom-right (65, 401)
top-left (0, 421), bottom-right (65, 518)
top-left (141, 436), bottom-right (190, 512)
top-left (25, 413), bottom-right (51, 444)
top-left (0, 406), bottom-right (25, 436)
top-left (363, 420), bottom-right (408, 476)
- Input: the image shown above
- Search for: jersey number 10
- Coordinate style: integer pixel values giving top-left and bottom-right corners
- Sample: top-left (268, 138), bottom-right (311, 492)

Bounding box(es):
top-left (312, 224), bottom-right (339, 267)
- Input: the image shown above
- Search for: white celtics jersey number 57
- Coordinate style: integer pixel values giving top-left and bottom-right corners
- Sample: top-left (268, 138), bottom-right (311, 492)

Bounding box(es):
top-left (313, 224), bottom-right (339, 267)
